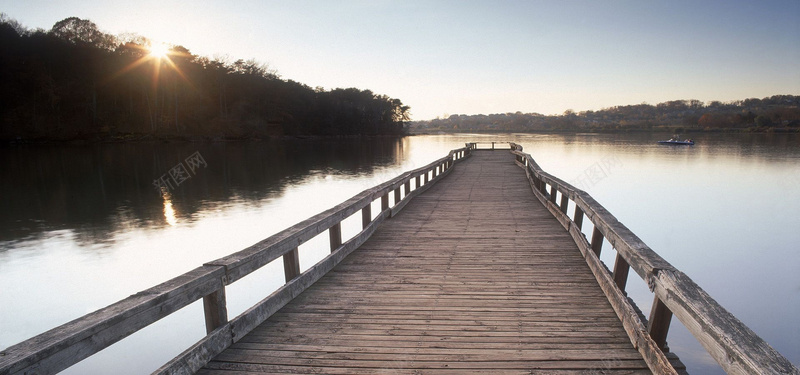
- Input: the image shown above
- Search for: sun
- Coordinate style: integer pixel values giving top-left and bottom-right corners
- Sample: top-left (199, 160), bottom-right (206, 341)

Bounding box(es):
top-left (148, 43), bottom-right (170, 59)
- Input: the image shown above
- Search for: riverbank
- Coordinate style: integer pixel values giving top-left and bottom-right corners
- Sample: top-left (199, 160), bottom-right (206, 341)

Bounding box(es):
top-left (411, 126), bottom-right (800, 136)
top-left (3, 132), bottom-right (409, 145)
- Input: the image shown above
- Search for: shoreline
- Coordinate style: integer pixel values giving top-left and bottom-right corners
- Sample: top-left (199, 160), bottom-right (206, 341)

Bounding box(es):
top-left (2, 133), bottom-right (408, 145)
top-left (4, 127), bottom-right (799, 145)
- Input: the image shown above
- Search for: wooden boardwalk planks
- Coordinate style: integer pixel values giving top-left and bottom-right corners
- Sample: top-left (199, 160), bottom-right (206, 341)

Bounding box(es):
top-left (198, 151), bottom-right (651, 374)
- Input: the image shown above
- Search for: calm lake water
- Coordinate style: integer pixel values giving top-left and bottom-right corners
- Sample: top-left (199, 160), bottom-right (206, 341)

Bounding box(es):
top-left (1, 133), bottom-right (798, 374)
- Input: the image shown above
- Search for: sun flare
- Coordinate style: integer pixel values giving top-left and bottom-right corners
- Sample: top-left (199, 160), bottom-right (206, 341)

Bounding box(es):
top-left (148, 43), bottom-right (170, 59)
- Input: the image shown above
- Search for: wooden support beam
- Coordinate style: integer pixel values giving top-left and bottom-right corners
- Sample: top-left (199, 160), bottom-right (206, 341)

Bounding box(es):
top-left (560, 194), bottom-right (569, 214)
top-left (574, 207), bottom-right (584, 231)
top-left (202, 287), bottom-right (228, 334)
top-left (649, 297), bottom-right (673, 351)
top-left (282, 247), bottom-right (300, 282)
top-left (591, 227), bottom-right (603, 257)
top-left (329, 223), bottom-right (342, 252)
top-left (361, 204), bottom-right (371, 230)
top-left (612, 252), bottom-right (630, 291)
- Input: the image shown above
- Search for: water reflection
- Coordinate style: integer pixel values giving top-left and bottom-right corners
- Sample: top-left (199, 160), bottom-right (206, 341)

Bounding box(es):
top-left (161, 191), bottom-right (177, 227)
top-left (0, 138), bottom-right (408, 248)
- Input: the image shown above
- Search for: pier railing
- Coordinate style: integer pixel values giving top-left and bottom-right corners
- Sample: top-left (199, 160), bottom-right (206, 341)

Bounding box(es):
top-left (0, 146), bottom-right (472, 375)
top-left (507, 142), bottom-right (798, 375)
top-left (468, 141), bottom-right (513, 150)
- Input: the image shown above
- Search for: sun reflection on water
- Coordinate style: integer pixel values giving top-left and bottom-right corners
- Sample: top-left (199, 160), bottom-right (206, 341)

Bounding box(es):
top-left (161, 190), bottom-right (177, 226)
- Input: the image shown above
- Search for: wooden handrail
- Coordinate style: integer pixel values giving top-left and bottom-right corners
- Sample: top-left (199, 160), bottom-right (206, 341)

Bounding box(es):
top-left (0, 145), bottom-right (474, 375)
top-left (466, 141), bottom-right (518, 150)
top-left (509, 143), bottom-right (799, 375)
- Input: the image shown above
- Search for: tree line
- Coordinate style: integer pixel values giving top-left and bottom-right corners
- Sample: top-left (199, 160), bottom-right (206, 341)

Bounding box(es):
top-left (412, 96), bottom-right (800, 134)
top-left (0, 15), bottom-right (410, 141)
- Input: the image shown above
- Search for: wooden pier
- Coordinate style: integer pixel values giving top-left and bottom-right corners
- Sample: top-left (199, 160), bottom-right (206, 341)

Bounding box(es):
top-left (1, 143), bottom-right (797, 375)
top-left (199, 151), bottom-right (654, 374)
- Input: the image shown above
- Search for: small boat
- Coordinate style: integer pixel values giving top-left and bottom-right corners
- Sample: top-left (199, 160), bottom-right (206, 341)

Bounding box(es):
top-left (658, 135), bottom-right (694, 145)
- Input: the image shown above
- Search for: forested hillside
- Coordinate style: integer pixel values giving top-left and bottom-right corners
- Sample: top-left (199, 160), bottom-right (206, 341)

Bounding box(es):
top-left (412, 96), bottom-right (800, 134)
top-left (0, 15), bottom-right (409, 141)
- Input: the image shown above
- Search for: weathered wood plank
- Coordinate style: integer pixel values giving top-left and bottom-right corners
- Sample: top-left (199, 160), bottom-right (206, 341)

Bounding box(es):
top-left (515, 150), bottom-right (678, 374)
top-left (0, 266), bottom-right (225, 375)
top-left (281, 248), bottom-right (299, 282)
top-left (203, 148), bottom-right (471, 285)
top-left (157, 149), bottom-right (472, 375)
top-left (156, 325), bottom-right (233, 375)
top-left (328, 222), bottom-right (342, 252)
top-left (653, 270), bottom-right (799, 374)
top-left (613, 252), bottom-right (631, 291)
top-left (648, 296), bottom-right (673, 351)
top-left (360, 204), bottom-right (371, 229)
top-left (512, 146), bottom-right (799, 375)
top-left (199, 151), bottom-right (652, 373)
top-left (202, 287), bottom-right (228, 334)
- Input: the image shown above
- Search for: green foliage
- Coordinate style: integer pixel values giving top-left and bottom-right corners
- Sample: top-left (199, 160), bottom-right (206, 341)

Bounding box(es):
top-left (0, 16), bottom-right (409, 141)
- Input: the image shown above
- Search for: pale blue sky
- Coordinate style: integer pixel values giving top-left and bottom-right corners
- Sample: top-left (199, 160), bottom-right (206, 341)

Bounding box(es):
top-left (2, 0), bottom-right (799, 119)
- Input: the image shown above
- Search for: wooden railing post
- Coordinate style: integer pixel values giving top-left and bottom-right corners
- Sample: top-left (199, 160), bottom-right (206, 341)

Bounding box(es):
top-left (590, 227), bottom-right (603, 256)
top-left (202, 287), bottom-right (228, 334)
top-left (559, 194), bottom-right (569, 214)
top-left (381, 194), bottom-right (389, 211)
top-left (649, 297), bottom-right (673, 351)
top-left (283, 247), bottom-right (300, 282)
top-left (361, 204), bottom-right (371, 230)
top-left (612, 252), bottom-right (630, 291)
top-left (329, 223), bottom-right (342, 252)
top-left (424, 170), bottom-right (430, 184)
top-left (549, 185), bottom-right (558, 204)
top-left (404, 180), bottom-right (411, 196)
top-left (394, 186), bottom-right (401, 204)
top-left (573, 207), bottom-right (584, 230)
top-left (415, 175), bottom-right (421, 188)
